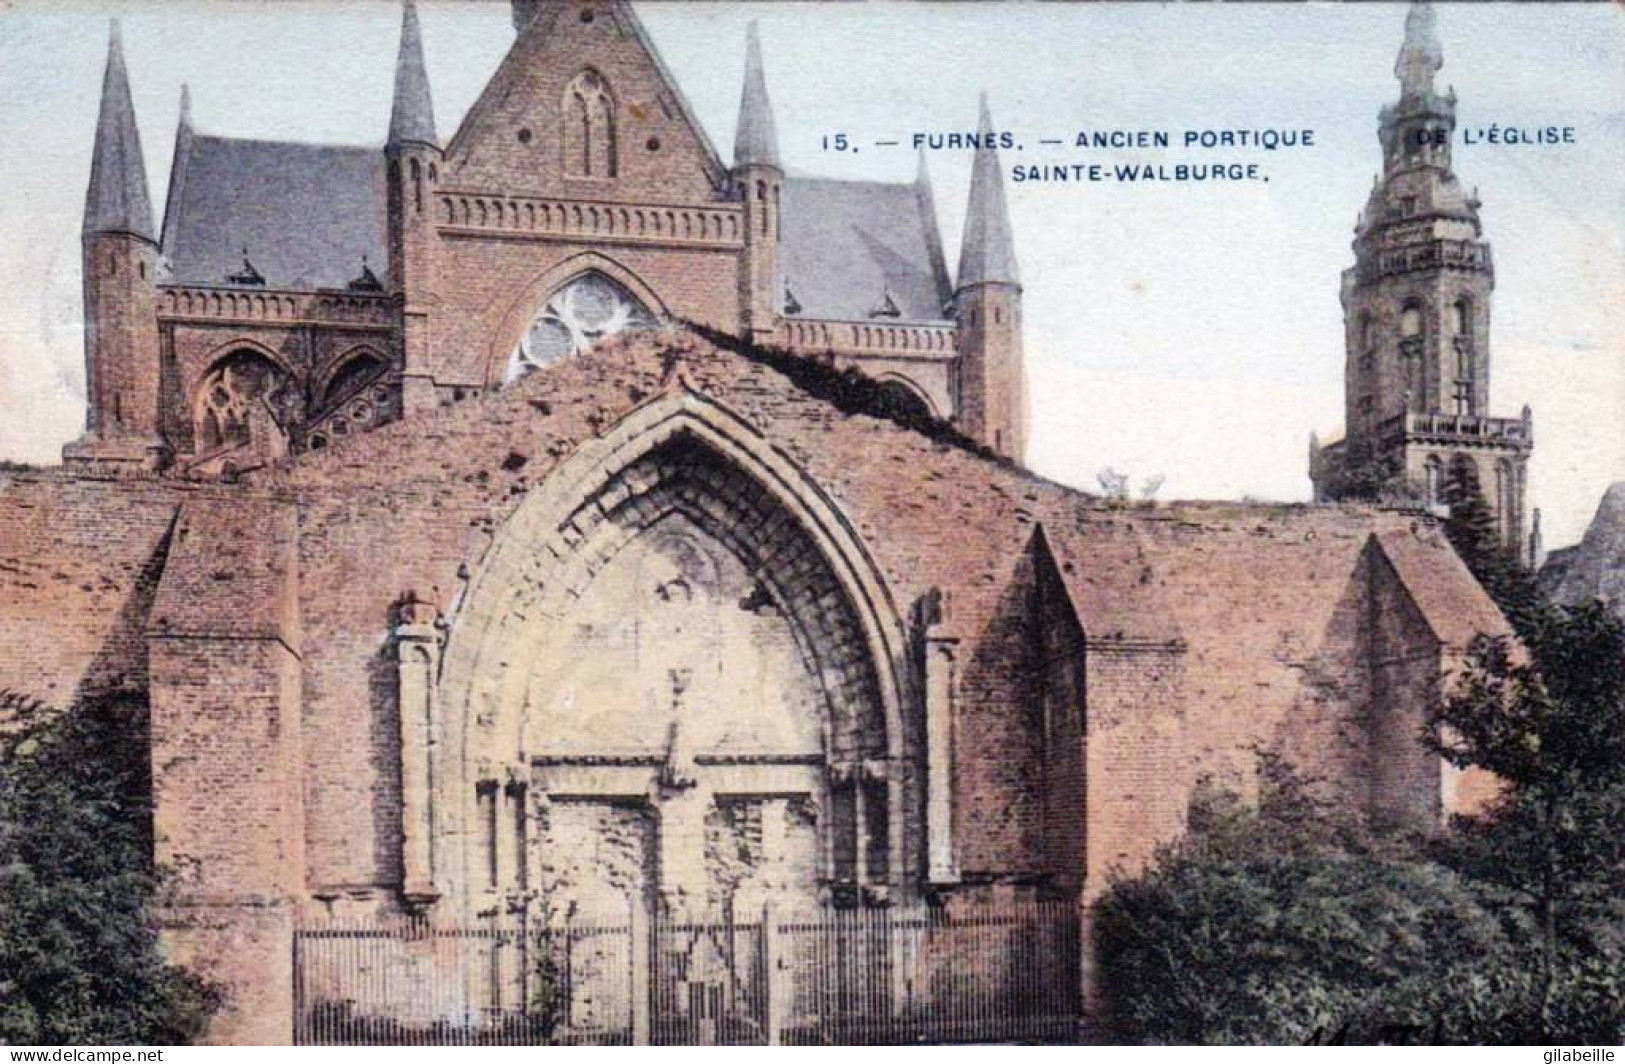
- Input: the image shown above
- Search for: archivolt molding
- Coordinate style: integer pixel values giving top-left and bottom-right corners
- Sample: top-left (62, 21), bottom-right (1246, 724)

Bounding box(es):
top-left (434, 385), bottom-right (915, 907)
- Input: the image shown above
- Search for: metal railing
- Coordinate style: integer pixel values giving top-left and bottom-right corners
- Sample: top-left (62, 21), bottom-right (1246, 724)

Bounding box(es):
top-left (293, 898), bottom-right (1080, 1046)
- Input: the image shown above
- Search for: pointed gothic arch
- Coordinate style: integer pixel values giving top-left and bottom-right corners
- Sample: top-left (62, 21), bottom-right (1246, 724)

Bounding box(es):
top-left (429, 387), bottom-right (915, 914)
top-left (872, 373), bottom-right (939, 421)
top-left (485, 252), bottom-right (669, 385)
top-left (563, 68), bottom-right (617, 178)
top-left (316, 345), bottom-right (389, 409)
top-left (191, 342), bottom-right (295, 454)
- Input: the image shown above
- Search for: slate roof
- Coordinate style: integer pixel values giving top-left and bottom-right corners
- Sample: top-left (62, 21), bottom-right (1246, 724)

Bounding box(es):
top-left (159, 135), bottom-right (388, 290)
top-left (85, 23), bottom-right (155, 241)
top-left (779, 176), bottom-right (953, 323)
top-left (389, 0), bottom-right (438, 146)
top-left (956, 95), bottom-right (1019, 289)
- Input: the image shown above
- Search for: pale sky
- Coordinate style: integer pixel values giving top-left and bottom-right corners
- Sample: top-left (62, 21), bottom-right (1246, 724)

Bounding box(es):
top-left (0, 1), bottom-right (1620, 548)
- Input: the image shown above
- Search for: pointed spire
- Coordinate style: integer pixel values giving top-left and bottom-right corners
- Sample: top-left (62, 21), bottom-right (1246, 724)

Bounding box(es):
top-left (178, 82), bottom-right (193, 132)
top-left (956, 93), bottom-right (1019, 290)
top-left (733, 22), bottom-right (780, 169)
top-left (1395, 0), bottom-right (1443, 97)
top-left (388, 0), bottom-right (437, 146)
top-left (914, 144), bottom-right (937, 213)
top-left (512, 0), bottom-right (544, 34)
top-left (84, 20), bottom-right (155, 241)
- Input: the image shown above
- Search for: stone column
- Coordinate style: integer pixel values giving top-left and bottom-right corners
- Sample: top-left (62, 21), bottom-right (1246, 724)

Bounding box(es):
top-left (395, 593), bottom-right (442, 906)
top-left (923, 602), bottom-right (960, 884)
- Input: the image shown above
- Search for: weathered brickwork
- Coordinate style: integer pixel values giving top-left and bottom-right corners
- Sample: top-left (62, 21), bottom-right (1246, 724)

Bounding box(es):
top-left (1, 327), bottom-right (1513, 1039)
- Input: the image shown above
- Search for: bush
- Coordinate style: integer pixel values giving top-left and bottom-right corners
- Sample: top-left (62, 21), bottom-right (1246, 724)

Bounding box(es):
top-left (0, 691), bottom-right (219, 1044)
top-left (1093, 771), bottom-right (1515, 1044)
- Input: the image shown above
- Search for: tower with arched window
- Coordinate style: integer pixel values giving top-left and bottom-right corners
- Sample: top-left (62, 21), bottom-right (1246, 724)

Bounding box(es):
top-left (1311, 1), bottom-right (1533, 564)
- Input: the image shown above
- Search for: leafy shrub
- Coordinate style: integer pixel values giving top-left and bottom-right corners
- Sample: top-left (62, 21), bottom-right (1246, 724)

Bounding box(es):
top-left (0, 691), bottom-right (219, 1044)
top-left (1093, 771), bottom-right (1515, 1044)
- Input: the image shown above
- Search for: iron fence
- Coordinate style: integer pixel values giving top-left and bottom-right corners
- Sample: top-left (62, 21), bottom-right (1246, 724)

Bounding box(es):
top-left (293, 898), bottom-right (1079, 1046)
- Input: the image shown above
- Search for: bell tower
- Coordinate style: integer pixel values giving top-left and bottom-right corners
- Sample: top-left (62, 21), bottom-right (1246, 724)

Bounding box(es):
top-left (1311, 1), bottom-right (1533, 562)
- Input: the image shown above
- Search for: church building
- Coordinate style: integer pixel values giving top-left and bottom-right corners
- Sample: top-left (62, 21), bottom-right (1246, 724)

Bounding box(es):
top-left (0, 0), bottom-right (1509, 1044)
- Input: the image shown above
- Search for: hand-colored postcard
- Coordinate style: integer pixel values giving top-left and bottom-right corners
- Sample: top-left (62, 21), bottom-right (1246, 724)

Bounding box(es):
top-left (0, 0), bottom-right (1620, 1048)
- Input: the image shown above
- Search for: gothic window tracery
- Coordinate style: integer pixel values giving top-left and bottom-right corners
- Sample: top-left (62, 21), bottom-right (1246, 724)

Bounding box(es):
top-left (194, 350), bottom-right (290, 452)
top-left (564, 70), bottom-right (617, 178)
top-left (506, 272), bottom-right (658, 382)
top-left (322, 351), bottom-right (387, 409)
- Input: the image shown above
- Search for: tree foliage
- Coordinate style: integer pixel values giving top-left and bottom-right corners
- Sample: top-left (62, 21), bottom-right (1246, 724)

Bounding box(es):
top-left (1428, 601), bottom-right (1625, 1041)
top-left (1441, 459), bottom-right (1545, 637)
top-left (0, 691), bottom-right (219, 1044)
top-left (1093, 765), bottom-right (1517, 1044)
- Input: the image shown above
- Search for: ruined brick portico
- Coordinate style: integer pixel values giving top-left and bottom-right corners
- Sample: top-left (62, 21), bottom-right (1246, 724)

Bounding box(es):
top-left (0, 328), bottom-right (1507, 1041)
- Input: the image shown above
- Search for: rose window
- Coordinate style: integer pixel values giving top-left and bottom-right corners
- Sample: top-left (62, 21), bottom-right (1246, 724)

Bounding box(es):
top-left (506, 272), bottom-right (657, 383)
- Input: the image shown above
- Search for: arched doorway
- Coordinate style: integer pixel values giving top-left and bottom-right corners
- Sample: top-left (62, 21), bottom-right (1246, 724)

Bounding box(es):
top-left (431, 393), bottom-right (912, 921)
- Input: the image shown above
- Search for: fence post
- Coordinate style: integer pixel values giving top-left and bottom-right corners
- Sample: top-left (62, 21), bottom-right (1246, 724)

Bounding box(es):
top-left (761, 899), bottom-right (782, 1046)
top-left (630, 896), bottom-right (650, 1046)
top-left (1076, 892), bottom-right (1095, 1042)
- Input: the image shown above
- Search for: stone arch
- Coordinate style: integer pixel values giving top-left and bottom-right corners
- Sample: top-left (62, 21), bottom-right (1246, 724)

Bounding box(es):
top-left (190, 340), bottom-right (296, 453)
top-left (872, 373), bottom-right (939, 421)
top-left (562, 68), bottom-right (617, 179)
top-left (484, 252), bottom-right (669, 386)
top-left (434, 387), bottom-right (914, 913)
top-left (316, 344), bottom-right (389, 409)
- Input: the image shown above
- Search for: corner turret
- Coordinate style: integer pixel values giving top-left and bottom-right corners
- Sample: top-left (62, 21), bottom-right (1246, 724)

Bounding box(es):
top-left (732, 22), bottom-right (783, 340)
top-left (386, 0), bottom-right (443, 415)
top-left (953, 94), bottom-right (1026, 463)
top-left (64, 21), bottom-right (167, 469)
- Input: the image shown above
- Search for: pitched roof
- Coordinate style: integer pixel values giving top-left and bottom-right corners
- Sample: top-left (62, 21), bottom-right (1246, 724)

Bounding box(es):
top-left (1373, 525), bottom-right (1512, 647)
top-left (159, 135), bottom-right (388, 290)
top-left (85, 22), bottom-right (155, 241)
top-left (447, 0), bottom-right (727, 191)
top-left (780, 176), bottom-right (953, 323)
